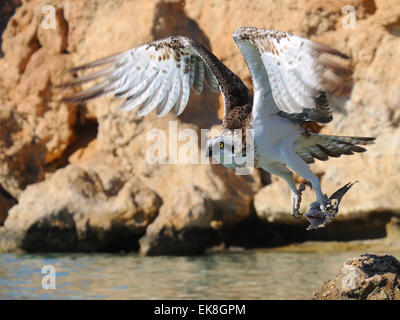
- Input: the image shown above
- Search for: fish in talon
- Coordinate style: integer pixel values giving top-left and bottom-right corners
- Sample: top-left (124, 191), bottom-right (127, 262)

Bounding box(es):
top-left (305, 202), bottom-right (327, 230)
top-left (305, 182), bottom-right (358, 230)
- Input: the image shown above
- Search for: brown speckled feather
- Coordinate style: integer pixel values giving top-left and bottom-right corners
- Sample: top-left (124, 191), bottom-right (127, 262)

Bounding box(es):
top-left (223, 103), bottom-right (253, 130)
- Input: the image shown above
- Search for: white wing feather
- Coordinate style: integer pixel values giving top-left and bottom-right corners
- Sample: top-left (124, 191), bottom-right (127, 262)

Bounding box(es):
top-left (62, 37), bottom-right (223, 118)
top-left (233, 27), bottom-right (352, 123)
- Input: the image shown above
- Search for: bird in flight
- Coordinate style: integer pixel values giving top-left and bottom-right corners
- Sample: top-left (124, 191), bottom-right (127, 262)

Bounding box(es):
top-left (60, 26), bottom-right (375, 224)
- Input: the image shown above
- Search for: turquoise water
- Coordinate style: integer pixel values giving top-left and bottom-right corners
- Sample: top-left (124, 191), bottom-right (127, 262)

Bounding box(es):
top-left (1, 249), bottom-right (399, 299)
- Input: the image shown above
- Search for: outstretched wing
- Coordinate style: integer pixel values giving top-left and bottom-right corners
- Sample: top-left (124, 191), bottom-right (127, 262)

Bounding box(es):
top-left (60, 36), bottom-right (250, 118)
top-left (233, 27), bottom-right (353, 123)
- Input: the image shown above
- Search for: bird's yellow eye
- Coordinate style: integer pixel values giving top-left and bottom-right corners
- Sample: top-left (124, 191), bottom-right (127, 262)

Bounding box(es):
top-left (219, 142), bottom-right (224, 149)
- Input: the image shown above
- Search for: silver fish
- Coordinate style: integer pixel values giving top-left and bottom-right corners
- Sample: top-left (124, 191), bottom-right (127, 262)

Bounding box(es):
top-left (305, 182), bottom-right (358, 230)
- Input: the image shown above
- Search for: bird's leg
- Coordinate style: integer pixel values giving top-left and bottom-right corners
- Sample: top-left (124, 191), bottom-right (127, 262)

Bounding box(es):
top-left (290, 192), bottom-right (301, 219)
top-left (262, 164), bottom-right (305, 219)
top-left (279, 141), bottom-right (331, 217)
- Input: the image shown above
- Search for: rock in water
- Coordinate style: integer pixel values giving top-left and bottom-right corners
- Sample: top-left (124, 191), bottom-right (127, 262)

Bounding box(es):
top-left (312, 254), bottom-right (400, 300)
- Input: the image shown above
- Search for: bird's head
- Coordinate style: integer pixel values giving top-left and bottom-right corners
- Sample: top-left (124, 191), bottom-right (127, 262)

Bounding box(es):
top-left (205, 130), bottom-right (252, 169)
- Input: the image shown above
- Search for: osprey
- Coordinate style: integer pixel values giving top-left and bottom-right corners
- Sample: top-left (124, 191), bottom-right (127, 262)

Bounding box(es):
top-left (61, 27), bottom-right (375, 223)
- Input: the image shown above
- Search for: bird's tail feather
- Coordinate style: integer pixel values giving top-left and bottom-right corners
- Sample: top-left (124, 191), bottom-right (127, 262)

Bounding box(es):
top-left (295, 132), bottom-right (375, 164)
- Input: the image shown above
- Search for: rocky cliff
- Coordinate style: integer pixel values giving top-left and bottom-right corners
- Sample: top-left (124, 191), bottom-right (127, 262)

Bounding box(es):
top-left (0, 0), bottom-right (399, 254)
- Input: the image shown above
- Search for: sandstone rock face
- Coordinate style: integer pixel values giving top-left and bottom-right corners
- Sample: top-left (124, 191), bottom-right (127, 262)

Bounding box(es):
top-left (0, 0), bottom-right (77, 198)
top-left (0, 0), bottom-right (261, 253)
top-left (0, 104), bottom-right (45, 199)
top-left (0, 0), bottom-right (399, 253)
top-left (0, 0), bottom-right (21, 57)
top-left (313, 254), bottom-right (400, 300)
top-left (0, 164), bottom-right (162, 252)
top-left (96, 111), bottom-right (261, 227)
top-left (139, 184), bottom-right (220, 256)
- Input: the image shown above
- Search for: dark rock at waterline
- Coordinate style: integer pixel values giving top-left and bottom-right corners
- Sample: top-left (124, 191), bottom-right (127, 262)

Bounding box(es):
top-left (140, 226), bottom-right (221, 256)
top-left (139, 185), bottom-right (221, 256)
top-left (0, 169), bottom-right (224, 255)
top-left (0, 165), bottom-right (162, 253)
top-left (0, 162), bottom-right (398, 255)
top-left (0, 186), bottom-right (16, 226)
top-left (312, 254), bottom-right (400, 300)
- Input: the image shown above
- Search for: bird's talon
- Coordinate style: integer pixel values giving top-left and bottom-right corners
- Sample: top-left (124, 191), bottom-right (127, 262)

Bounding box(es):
top-left (299, 181), bottom-right (312, 192)
top-left (291, 182), bottom-right (313, 220)
top-left (291, 208), bottom-right (303, 219)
